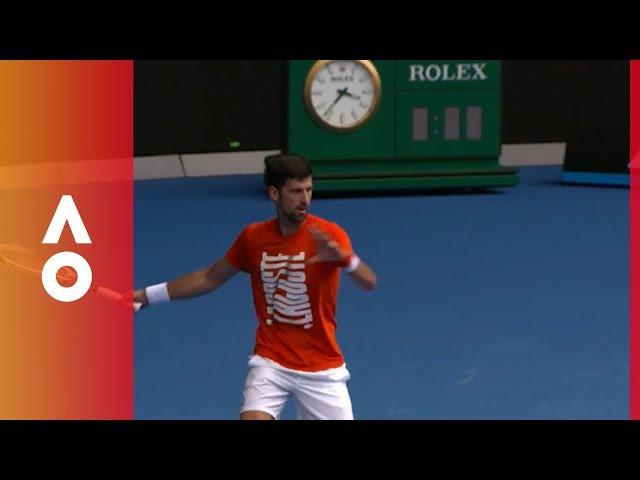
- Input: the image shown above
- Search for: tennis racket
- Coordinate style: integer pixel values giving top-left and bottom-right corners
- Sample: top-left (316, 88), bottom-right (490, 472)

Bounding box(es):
top-left (0, 243), bottom-right (143, 312)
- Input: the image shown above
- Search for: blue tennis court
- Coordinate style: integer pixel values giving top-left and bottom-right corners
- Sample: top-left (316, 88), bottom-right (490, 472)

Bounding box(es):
top-left (134, 165), bottom-right (628, 419)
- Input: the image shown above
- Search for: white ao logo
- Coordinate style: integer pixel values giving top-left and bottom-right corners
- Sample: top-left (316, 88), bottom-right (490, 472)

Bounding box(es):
top-left (41, 195), bottom-right (93, 302)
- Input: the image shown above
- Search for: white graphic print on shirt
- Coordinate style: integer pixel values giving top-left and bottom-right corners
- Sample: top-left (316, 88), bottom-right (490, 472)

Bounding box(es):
top-left (260, 251), bottom-right (313, 329)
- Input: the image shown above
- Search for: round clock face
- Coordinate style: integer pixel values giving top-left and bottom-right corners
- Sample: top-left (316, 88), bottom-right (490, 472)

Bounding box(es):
top-left (304, 60), bottom-right (382, 132)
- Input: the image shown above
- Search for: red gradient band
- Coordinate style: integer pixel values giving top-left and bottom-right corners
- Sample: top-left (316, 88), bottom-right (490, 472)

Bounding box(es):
top-left (0, 61), bottom-right (133, 419)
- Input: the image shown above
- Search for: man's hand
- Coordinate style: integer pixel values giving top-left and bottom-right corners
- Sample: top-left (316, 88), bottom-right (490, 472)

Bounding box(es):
top-left (132, 288), bottom-right (149, 307)
top-left (116, 290), bottom-right (147, 312)
top-left (305, 226), bottom-right (377, 291)
top-left (306, 226), bottom-right (349, 265)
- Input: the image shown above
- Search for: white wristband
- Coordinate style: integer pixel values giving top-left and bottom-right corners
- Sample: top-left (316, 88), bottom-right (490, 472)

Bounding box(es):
top-left (146, 282), bottom-right (171, 305)
top-left (345, 255), bottom-right (361, 273)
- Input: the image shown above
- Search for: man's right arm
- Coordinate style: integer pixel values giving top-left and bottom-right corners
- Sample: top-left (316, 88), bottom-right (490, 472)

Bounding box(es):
top-left (134, 257), bottom-right (240, 306)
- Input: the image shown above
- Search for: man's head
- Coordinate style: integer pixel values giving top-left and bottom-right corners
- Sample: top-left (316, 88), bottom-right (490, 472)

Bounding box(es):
top-left (264, 154), bottom-right (313, 224)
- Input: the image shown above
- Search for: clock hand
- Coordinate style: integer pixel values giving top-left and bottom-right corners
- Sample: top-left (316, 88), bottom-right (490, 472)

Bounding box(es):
top-left (324, 89), bottom-right (348, 116)
top-left (343, 90), bottom-right (361, 100)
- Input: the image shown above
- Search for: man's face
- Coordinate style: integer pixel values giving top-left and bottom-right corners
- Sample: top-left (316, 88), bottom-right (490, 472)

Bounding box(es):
top-left (270, 176), bottom-right (313, 224)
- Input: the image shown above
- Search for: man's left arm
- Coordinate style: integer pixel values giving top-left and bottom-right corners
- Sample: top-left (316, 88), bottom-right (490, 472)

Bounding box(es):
top-left (344, 254), bottom-right (377, 291)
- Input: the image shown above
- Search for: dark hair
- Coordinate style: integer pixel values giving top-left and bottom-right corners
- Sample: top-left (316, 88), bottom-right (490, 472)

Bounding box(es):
top-left (263, 153), bottom-right (312, 189)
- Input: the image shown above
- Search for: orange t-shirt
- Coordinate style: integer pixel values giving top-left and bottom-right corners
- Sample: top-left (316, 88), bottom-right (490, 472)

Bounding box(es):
top-left (225, 214), bottom-right (352, 372)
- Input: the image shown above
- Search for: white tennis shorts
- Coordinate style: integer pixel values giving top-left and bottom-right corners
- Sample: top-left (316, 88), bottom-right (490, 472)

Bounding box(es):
top-left (240, 354), bottom-right (354, 420)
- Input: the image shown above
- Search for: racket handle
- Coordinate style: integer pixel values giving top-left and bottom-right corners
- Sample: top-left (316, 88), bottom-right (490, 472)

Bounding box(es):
top-left (95, 286), bottom-right (143, 313)
top-left (95, 286), bottom-right (122, 302)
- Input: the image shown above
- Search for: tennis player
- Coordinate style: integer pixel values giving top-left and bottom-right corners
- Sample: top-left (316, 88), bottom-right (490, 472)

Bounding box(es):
top-left (134, 153), bottom-right (377, 420)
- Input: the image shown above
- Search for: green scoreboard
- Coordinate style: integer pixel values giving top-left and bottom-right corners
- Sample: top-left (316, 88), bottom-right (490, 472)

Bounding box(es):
top-left (288, 60), bottom-right (518, 193)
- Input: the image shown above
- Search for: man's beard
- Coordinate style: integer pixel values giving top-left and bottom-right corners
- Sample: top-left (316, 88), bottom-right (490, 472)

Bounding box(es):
top-left (280, 205), bottom-right (307, 224)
